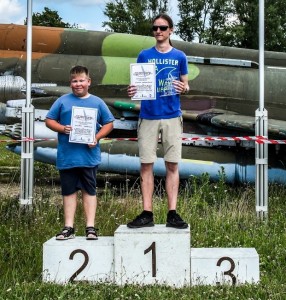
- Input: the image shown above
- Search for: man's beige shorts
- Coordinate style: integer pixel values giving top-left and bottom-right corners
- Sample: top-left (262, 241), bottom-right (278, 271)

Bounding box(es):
top-left (138, 117), bottom-right (183, 163)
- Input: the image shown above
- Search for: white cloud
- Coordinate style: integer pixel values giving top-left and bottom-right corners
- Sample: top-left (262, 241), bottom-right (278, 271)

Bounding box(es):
top-left (0, 0), bottom-right (23, 23)
top-left (76, 22), bottom-right (95, 30)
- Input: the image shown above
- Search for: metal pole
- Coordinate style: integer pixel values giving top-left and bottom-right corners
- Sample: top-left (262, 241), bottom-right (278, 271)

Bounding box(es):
top-left (255, 0), bottom-right (268, 219)
top-left (20, 0), bottom-right (34, 206)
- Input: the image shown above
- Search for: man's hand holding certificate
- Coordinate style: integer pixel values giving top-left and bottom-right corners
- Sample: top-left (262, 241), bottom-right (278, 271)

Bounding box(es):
top-left (130, 63), bottom-right (156, 100)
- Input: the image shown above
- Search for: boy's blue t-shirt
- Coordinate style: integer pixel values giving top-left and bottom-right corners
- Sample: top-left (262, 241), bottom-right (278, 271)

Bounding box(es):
top-left (137, 47), bottom-right (188, 120)
top-left (46, 93), bottom-right (114, 170)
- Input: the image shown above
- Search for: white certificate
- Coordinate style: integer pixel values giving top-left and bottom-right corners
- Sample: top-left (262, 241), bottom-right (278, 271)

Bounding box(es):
top-left (130, 63), bottom-right (156, 100)
top-left (69, 106), bottom-right (97, 144)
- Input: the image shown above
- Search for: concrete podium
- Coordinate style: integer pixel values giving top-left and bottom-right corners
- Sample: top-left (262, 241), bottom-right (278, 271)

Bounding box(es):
top-left (114, 225), bottom-right (191, 287)
top-left (42, 225), bottom-right (260, 286)
top-left (43, 237), bottom-right (114, 284)
top-left (191, 248), bottom-right (259, 285)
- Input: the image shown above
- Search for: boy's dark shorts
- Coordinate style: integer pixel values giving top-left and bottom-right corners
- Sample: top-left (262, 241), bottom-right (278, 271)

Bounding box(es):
top-left (59, 166), bottom-right (98, 196)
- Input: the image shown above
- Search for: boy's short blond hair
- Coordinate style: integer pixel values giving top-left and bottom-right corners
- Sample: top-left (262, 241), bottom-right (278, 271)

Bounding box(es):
top-left (70, 65), bottom-right (90, 78)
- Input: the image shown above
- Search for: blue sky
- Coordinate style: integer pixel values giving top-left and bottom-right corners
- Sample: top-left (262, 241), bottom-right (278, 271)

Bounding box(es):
top-left (0, 0), bottom-right (108, 31)
top-left (0, 0), bottom-right (180, 37)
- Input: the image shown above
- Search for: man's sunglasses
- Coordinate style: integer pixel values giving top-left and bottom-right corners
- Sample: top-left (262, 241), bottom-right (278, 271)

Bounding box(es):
top-left (152, 25), bottom-right (169, 31)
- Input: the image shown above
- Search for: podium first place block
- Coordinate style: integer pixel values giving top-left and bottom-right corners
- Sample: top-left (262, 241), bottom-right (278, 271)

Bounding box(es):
top-left (114, 224), bottom-right (191, 287)
top-left (43, 237), bottom-right (114, 284)
top-left (191, 248), bottom-right (259, 285)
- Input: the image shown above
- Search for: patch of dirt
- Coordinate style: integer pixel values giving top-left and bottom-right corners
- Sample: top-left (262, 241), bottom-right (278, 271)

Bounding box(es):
top-left (0, 182), bottom-right (62, 201)
top-left (0, 182), bottom-right (21, 198)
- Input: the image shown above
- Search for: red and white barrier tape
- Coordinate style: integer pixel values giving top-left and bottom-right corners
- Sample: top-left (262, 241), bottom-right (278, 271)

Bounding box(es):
top-left (1, 135), bottom-right (286, 144)
top-left (182, 136), bottom-right (286, 144)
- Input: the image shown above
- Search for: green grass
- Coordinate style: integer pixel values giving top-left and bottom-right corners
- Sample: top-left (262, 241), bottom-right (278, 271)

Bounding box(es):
top-left (0, 135), bottom-right (21, 167)
top-left (0, 135), bottom-right (59, 185)
top-left (1, 173), bottom-right (286, 299)
top-left (1, 135), bottom-right (286, 299)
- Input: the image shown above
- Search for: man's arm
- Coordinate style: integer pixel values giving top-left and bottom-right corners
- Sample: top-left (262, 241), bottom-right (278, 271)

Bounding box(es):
top-left (180, 74), bottom-right (190, 93)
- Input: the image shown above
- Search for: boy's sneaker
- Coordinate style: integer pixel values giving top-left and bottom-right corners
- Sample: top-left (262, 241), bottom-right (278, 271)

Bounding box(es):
top-left (56, 226), bottom-right (75, 240)
top-left (127, 211), bottom-right (154, 228)
top-left (166, 212), bottom-right (188, 229)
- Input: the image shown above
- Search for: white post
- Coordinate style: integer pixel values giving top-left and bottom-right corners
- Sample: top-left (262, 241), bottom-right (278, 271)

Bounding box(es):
top-left (255, 0), bottom-right (268, 219)
top-left (20, 0), bottom-right (34, 206)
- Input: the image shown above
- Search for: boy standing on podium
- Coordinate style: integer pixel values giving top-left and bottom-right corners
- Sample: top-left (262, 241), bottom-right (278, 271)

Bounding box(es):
top-left (46, 65), bottom-right (114, 240)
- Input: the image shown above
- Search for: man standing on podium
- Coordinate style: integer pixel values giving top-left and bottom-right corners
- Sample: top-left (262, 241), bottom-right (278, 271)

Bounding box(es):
top-left (126, 13), bottom-right (189, 229)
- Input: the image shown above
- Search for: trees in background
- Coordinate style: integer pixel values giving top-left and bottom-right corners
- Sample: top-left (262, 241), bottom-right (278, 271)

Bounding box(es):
top-left (176, 0), bottom-right (235, 44)
top-left (103, 0), bottom-right (168, 36)
top-left (27, 2), bottom-right (286, 52)
top-left (176, 0), bottom-right (286, 51)
top-left (24, 7), bottom-right (78, 28)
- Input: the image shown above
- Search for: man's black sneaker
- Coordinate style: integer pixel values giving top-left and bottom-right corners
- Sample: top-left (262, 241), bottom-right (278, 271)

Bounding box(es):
top-left (127, 211), bottom-right (154, 228)
top-left (166, 212), bottom-right (188, 229)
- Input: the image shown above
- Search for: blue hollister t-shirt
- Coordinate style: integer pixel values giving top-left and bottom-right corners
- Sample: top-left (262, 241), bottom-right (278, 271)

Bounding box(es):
top-left (137, 46), bottom-right (188, 120)
top-left (46, 93), bottom-right (114, 170)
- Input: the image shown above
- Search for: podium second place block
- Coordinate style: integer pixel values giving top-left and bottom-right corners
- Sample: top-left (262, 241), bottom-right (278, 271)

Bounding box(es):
top-left (43, 236), bottom-right (114, 284)
top-left (114, 224), bottom-right (190, 287)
